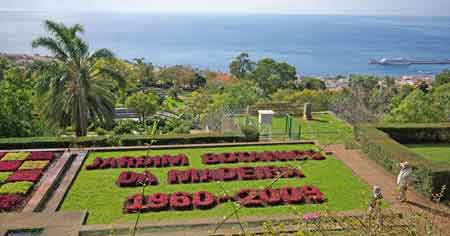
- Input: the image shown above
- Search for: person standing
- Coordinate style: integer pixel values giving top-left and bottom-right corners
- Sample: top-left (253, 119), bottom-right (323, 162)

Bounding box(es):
top-left (368, 185), bottom-right (383, 224)
top-left (397, 162), bottom-right (412, 202)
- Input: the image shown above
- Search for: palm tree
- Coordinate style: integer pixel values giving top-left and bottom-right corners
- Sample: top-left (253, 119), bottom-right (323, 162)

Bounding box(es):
top-left (32, 20), bottom-right (123, 136)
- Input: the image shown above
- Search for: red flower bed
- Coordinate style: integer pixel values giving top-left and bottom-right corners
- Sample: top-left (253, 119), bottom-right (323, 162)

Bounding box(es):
top-left (167, 166), bottom-right (305, 184)
top-left (27, 152), bottom-right (54, 161)
top-left (0, 194), bottom-right (26, 212)
top-left (202, 150), bottom-right (325, 165)
top-left (123, 185), bottom-right (325, 214)
top-left (0, 152), bottom-right (5, 159)
top-left (86, 154), bottom-right (189, 170)
top-left (7, 169), bottom-right (42, 182)
top-left (116, 171), bottom-right (158, 187)
top-left (0, 161), bottom-right (23, 172)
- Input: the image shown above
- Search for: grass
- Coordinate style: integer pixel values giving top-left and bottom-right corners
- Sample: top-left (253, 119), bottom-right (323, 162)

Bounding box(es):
top-left (237, 112), bottom-right (353, 144)
top-left (60, 144), bottom-right (370, 225)
top-left (406, 143), bottom-right (450, 164)
top-left (0, 181), bottom-right (34, 194)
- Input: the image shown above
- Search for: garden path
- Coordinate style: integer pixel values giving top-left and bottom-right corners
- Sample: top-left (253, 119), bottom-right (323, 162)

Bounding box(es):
top-left (324, 144), bottom-right (450, 234)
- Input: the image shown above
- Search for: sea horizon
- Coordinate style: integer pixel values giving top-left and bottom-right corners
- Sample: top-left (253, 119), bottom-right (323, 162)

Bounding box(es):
top-left (1, 12), bottom-right (450, 76)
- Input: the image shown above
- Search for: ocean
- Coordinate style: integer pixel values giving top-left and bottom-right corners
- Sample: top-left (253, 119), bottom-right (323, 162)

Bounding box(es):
top-left (1, 12), bottom-right (450, 76)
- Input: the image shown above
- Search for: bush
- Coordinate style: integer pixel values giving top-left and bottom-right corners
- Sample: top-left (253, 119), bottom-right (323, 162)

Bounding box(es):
top-left (1, 152), bottom-right (30, 161)
top-left (355, 124), bottom-right (450, 200)
top-left (19, 160), bottom-right (49, 170)
top-left (0, 134), bottom-right (256, 149)
top-left (0, 181), bottom-right (34, 195)
top-left (95, 127), bottom-right (108, 136)
top-left (113, 120), bottom-right (140, 135)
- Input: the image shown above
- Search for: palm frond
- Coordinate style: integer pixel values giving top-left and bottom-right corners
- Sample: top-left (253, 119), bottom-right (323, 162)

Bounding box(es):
top-left (32, 37), bottom-right (68, 61)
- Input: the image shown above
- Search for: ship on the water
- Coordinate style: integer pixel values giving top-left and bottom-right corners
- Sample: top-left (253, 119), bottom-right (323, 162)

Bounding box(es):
top-left (369, 58), bottom-right (450, 66)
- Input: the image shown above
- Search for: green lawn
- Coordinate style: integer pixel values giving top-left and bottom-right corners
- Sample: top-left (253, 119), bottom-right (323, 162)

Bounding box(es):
top-left (60, 144), bottom-right (369, 225)
top-left (237, 112), bottom-right (353, 144)
top-left (406, 143), bottom-right (450, 164)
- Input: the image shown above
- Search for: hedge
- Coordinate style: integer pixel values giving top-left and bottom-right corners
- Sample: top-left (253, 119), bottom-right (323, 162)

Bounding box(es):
top-left (354, 124), bottom-right (450, 201)
top-left (0, 134), bottom-right (257, 150)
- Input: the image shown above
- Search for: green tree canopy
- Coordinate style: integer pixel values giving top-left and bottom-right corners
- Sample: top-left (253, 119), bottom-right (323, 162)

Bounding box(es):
top-left (247, 58), bottom-right (297, 96)
top-left (299, 77), bottom-right (326, 90)
top-left (435, 69), bottom-right (450, 87)
top-left (229, 52), bottom-right (255, 79)
top-left (32, 20), bottom-right (123, 136)
top-left (125, 91), bottom-right (159, 124)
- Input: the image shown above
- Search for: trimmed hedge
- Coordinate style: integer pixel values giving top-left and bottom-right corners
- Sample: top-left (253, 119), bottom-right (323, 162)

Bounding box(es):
top-left (0, 134), bottom-right (257, 150)
top-left (355, 124), bottom-right (450, 201)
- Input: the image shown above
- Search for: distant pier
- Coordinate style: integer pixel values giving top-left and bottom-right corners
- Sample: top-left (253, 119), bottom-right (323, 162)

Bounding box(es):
top-left (369, 58), bottom-right (450, 66)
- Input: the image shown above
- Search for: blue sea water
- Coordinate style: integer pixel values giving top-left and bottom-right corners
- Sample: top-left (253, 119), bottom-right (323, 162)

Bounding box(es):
top-left (1, 12), bottom-right (450, 76)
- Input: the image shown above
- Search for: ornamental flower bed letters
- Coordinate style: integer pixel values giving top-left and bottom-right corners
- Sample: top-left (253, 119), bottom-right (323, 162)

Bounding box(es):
top-left (86, 154), bottom-right (189, 170)
top-left (168, 166), bottom-right (305, 184)
top-left (116, 171), bottom-right (159, 187)
top-left (123, 185), bottom-right (325, 213)
top-left (202, 150), bottom-right (326, 165)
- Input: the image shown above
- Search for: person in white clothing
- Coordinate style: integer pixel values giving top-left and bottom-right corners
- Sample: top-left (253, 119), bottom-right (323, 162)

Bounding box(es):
top-left (367, 185), bottom-right (383, 224)
top-left (397, 162), bottom-right (412, 202)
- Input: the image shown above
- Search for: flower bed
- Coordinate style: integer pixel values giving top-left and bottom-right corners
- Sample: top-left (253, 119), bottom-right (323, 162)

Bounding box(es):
top-left (0, 160), bottom-right (23, 172)
top-left (26, 151), bottom-right (55, 161)
top-left (1, 152), bottom-right (30, 161)
top-left (19, 160), bottom-right (49, 170)
top-left (86, 154), bottom-right (189, 170)
top-left (0, 194), bottom-right (26, 212)
top-left (202, 150), bottom-right (326, 165)
top-left (123, 185), bottom-right (325, 213)
top-left (7, 169), bottom-right (43, 183)
top-left (116, 171), bottom-right (159, 187)
top-left (0, 172), bottom-right (11, 183)
top-left (0, 151), bottom-right (56, 212)
top-left (0, 181), bottom-right (34, 195)
top-left (168, 166), bottom-right (305, 184)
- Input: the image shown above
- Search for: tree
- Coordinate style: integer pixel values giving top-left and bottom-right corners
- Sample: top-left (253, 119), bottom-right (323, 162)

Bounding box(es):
top-left (431, 83), bottom-right (450, 122)
top-left (32, 20), bottom-right (123, 136)
top-left (0, 67), bottom-right (36, 137)
top-left (125, 92), bottom-right (159, 124)
top-left (159, 65), bottom-right (196, 89)
top-left (384, 89), bottom-right (438, 123)
top-left (435, 69), bottom-right (450, 86)
top-left (229, 52), bottom-right (255, 79)
top-left (247, 58), bottom-right (297, 96)
top-left (299, 77), bottom-right (326, 90)
top-left (133, 58), bottom-right (155, 88)
top-left (221, 80), bottom-right (262, 110)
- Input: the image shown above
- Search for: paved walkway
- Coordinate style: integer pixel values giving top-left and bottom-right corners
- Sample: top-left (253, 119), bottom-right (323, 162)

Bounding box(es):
top-left (324, 144), bottom-right (450, 234)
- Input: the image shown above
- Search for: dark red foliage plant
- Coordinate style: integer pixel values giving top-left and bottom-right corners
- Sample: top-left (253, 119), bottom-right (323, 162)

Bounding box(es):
top-left (0, 194), bottom-right (26, 212)
top-left (7, 169), bottom-right (42, 182)
top-left (0, 161), bottom-right (23, 172)
top-left (27, 152), bottom-right (54, 161)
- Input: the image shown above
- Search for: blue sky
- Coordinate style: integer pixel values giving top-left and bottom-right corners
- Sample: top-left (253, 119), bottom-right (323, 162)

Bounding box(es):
top-left (1, 0), bottom-right (450, 15)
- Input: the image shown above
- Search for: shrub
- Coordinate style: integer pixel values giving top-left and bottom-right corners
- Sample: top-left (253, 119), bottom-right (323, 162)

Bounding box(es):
top-left (116, 171), bottom-right (158, 187)
top-left (0, 152), bottom-right (5, 159)
top-left (202, 150), bottom-right (325, 165)
top-left (86, 154), bottom-right (189, 170)
top-left (0, 172), bottom-right (11, 183)
top-left (7, 170), bottom-right (42, 182)
top-left (1, 152), bottom-right (30, 161)
top-left (0, 181), bottom-right (34, 195)
top-left (19, 161), bottom-right (49, 170)
top-left (0, 194), bottom-right (25, 212)
top-left (0, 161), bottom-right (23, 172)
top-left (0, 134), bottom-right (255, 149)
top-left (27, 152), bottom-right (54, 161)
top-left (355, 124), bottom-right (450, 200)
top-left (113, 120), bottom-right (139, 135)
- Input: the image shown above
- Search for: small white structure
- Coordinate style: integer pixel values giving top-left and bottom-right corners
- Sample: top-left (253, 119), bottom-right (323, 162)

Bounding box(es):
top-left (258, 110), bottom-right (274, 140)
top-left (258, 110), bottom-right (275, 125)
